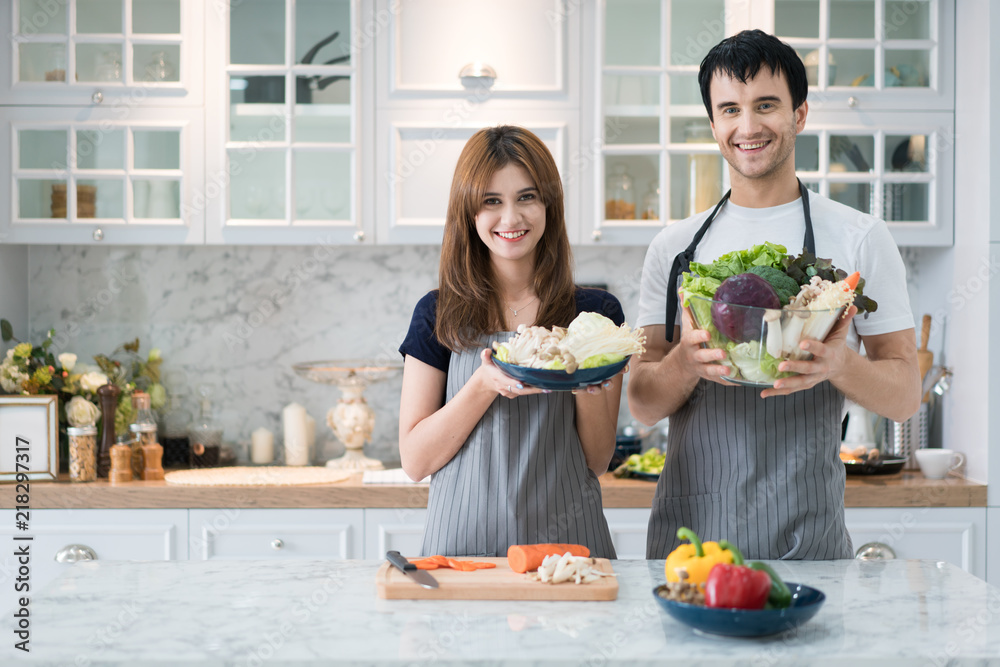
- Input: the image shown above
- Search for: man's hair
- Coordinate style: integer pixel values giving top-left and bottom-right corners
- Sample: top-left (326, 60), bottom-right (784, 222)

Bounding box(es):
top-left (698, 29), bottom-right (808, 121)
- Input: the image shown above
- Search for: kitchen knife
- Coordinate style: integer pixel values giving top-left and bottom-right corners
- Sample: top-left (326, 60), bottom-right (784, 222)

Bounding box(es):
top-left (386, 551), bottom-right (439, 589)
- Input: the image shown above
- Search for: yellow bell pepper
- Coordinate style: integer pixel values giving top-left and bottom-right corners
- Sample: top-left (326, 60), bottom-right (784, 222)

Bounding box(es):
top-left (664, 527), bottom-right (735, 585)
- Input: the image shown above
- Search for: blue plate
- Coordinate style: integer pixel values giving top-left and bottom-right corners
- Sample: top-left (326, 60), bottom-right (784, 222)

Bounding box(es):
top-left (653, 583), bottom-right (826, 637)
top-left (492, 357), bottom-right (629, 391)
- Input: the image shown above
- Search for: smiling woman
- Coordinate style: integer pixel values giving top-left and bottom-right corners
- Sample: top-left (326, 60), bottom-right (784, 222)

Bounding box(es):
top-left (396, 125), bottom-right (627, 559)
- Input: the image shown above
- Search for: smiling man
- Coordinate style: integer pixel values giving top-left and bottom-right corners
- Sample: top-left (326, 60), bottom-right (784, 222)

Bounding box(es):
top-left (627, 30), bottom-right (921, 560)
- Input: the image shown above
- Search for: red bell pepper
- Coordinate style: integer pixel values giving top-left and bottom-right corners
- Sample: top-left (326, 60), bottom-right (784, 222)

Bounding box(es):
top-left (704, 540), bottom-right (771, 610)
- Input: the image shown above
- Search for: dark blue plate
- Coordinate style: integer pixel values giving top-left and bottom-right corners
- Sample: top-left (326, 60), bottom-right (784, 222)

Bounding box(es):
top-left (628, 469), bottom-right (660, 481)
top-left (492, 356), bottom-right (630, 391)
top-left (653, 583), bottom-right (825, 637)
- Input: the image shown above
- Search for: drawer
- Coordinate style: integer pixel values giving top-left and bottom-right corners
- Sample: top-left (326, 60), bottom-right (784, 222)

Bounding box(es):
top-left (189, 508), bottom-right (364, 560)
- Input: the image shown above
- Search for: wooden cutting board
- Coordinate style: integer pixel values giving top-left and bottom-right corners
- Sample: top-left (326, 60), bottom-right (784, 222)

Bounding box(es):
top-left (375, 557), bottom-right (618, 601)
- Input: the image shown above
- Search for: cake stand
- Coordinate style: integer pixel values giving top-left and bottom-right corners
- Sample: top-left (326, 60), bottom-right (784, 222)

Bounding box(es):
top-left (292, 360), bottom-right (402, 471)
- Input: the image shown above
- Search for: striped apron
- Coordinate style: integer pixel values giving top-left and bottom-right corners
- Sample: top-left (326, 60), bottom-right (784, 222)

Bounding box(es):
top-left (420, 334), bottom-right (617, 559)
top-left (648, 181), bottom-right (852, 560)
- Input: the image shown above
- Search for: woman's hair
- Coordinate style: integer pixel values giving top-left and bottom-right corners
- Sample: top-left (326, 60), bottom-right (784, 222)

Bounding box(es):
top-left (698, 29), bottom-right (808, 122)
top-left (435, 125), bottom-right (576, 350)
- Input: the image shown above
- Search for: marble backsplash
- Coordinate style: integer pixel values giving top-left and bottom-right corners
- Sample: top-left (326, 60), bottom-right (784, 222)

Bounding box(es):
top-left (25, 245), bottom-right (648, 465)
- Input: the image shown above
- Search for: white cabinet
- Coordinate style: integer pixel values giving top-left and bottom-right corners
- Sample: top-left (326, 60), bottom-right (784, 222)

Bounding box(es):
top-left (0, 508), bottom-right (187, 613)
top-left (203, 0), bottom-right (371, 245)
top-left (0, 0), bottom-right (204, 107)
top-left (188, 508), bottom-right (364, 560)
top-left (844, 507), bottom-right (986, 579)
top-left (373, 0), bottom-right (581, 244)
top-left (603, 508), bottom-right (651, 560)
top-left (364, 508), bottom-right (427, 559)
top-left (987, 507), bottom-right (999, 586)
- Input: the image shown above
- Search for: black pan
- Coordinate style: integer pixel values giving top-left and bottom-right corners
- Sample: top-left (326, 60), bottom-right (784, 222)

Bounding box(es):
top-left (843, 457), bottom-right (907, 476)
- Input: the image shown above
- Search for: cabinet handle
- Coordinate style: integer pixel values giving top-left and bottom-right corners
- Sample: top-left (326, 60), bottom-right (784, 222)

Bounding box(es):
top-left (54, 544), bottom-right (98, 563)
top-left (270, 539), bottom-right (284, 550)
top-left (353, 230), bottom-right (365, 242)
top-left (92, 91), bottom-right (104, 104)
top-left (847, 96), bottom-right (859, 108)
top-left (92, 227), bottom-right (104, 242)
top-left (855, 541), bottom-right (896, 560)
top-left (459, 62), bottom-right (497, 89)
top-left (592, 230), bottom-right (602, 242)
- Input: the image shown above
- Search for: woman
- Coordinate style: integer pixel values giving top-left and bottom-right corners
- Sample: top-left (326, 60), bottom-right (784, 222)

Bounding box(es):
top-left (398, 125), bottom-right (624, 558)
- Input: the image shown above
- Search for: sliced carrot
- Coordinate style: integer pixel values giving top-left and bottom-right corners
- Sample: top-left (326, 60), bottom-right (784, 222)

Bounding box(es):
top-left (843, 271), bottom-right (861, 291)
top-left (506, 544), bottom-right (591, 574)
top-left (412, 561), bottom-right (439, 570)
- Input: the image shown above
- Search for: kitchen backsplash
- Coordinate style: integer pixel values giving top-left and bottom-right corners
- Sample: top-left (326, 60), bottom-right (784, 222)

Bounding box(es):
top-left (25, 245), bottom-right (646, 465)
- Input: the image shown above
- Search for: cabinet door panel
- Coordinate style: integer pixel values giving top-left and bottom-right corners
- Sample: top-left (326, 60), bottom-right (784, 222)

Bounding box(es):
top-left (189, 508), bottom-right (364, 560)
top-left (603, 508), bottom-right (651, 560)
top-left (0, 509), bottom-right (187, 613)
top-left (364, 508), bottom-right (426, 559)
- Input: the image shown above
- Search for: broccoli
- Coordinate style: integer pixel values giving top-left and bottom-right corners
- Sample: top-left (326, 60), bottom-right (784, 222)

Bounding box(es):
top-left (746, 265), bottom-right (800, 305)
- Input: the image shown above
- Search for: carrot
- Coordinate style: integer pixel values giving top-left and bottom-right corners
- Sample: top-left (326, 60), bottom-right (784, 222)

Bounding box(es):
top-left (410, 555), bottom-right (497, 572)
top-left (843, 271), bottom-right (860, 291)
top-left (506, 543), bottom-right (591, 574)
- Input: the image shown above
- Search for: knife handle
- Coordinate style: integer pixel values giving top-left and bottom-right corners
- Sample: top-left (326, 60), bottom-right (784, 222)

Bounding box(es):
top-left (386, 550), bottom-right (415, 571)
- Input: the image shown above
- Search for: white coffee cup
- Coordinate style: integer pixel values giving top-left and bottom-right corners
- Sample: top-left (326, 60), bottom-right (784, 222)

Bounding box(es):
top-left (914, 448), bottom-right (965, 480)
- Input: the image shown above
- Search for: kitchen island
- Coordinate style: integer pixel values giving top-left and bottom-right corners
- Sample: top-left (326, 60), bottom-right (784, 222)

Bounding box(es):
top-left (5, 558), bottom-right (999, 665)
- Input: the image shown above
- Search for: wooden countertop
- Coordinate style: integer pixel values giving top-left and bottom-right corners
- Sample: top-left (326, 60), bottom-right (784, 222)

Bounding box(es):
top-left (0, 469), bottom-right (986, 509)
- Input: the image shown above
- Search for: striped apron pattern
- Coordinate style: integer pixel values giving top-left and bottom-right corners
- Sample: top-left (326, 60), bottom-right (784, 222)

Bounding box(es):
top-left (421, 334), bottom-right (617, 559)
top-left (646, 379), bottom-right (852, 560)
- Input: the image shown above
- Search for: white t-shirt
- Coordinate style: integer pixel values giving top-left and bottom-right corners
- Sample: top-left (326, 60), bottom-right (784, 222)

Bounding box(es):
top-left (636, 190), bottom-right (914, 351)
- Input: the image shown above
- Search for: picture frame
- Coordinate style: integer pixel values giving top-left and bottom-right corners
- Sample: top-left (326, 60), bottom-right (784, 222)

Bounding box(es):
top-left (0, 394), bottom-right (59, 482)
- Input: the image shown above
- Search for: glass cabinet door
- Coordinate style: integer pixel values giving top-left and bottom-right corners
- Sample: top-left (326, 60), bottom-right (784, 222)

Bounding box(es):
top-left (594, 0), bottom-right (729, 243)
top-left (772, 0), bottom-right (952, 111)
top-left (3, 0), bottom-right (201, 106)
top-left (216, 0), bottom-right (360, 242)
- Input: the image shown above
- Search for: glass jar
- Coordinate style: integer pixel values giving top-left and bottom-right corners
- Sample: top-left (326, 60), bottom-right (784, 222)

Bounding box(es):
top-left (685, 122), bottom-right (723, 217)
top-left (189, 384), bottom-right (223, 469)
top-left (641, 180), bottom-right (660, 220)
top-left (129, 391), bottom-right (158, 479)
top-left (67, 426), bottom-right (98, 482)
top-left (96, 49), bottom-right (122, 82)
top-left (143, 50), bottom-right (175, 82)
top-left (605, 163), bottom-right (635, 220)
top-left (46, 43), bottom-right (66, 82)
top-left (160, 392), bottom-right (192, 468)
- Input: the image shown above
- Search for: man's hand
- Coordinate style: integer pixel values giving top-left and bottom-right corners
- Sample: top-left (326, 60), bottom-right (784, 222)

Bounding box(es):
top-left (678, 302), bottom-right (736, 386)
top-left (760, 305), bottom-right (858, 398)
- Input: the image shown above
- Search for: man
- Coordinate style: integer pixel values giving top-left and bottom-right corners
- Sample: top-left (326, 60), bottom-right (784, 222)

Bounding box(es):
top-left (628, 30), bottom-right (921, 560)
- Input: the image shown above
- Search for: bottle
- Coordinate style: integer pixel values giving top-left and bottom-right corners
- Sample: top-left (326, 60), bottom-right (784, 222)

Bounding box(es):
top-left (189, 384), bottom-right (223, 468)
top-left (161, 391), bottom-right (192, 468)
top-left (129, 391), bottom-right (157, 479)
top-left (604, 163), bottom-right (635, 220)
top-left (641, 180), bottom-right (660, 220)
top-left (685, 122), bottom-right (723, 216)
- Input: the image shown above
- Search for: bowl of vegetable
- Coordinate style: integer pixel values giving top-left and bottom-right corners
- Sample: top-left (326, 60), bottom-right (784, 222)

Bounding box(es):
top-left (492, 312), bottom-right (646, 391)
top-left (680, 244), bottom-right (877, 388)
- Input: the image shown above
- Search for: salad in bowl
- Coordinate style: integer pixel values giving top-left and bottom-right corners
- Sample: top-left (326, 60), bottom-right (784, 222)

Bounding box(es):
top-left (681, 243), bottom-right (877, 387)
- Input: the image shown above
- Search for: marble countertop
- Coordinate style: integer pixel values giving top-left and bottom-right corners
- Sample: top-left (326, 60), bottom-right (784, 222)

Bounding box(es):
top-left (0, 469), bottom-right (986, 509)
top-left (5, 558), bottom-right (1000, 665)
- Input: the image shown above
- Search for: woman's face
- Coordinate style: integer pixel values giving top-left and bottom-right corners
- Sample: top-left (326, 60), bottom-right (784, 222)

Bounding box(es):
top-left (474, 163), bottom-right (546, 266)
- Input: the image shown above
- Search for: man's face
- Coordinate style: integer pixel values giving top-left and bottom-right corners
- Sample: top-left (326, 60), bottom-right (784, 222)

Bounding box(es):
top-left (708, 67), bottom-right (807, 183)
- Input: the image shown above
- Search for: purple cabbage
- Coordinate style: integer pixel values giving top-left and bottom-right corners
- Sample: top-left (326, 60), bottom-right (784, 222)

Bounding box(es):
top-left (711, 273), bottom-right (781, 342)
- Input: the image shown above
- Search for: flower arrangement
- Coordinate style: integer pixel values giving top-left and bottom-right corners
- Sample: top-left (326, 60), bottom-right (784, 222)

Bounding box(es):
top-left (1, 319), bottom-right (165, 440)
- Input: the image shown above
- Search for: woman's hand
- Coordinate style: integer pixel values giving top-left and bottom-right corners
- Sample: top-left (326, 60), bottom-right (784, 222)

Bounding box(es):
top-left (572, 364), bottom-right (628, 396)
top-left (476, 349), bottom-right (547, 399)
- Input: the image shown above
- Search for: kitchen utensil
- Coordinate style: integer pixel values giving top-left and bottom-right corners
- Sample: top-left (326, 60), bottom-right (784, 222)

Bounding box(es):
top-left (843, 457), bottom-right (907, 476)
top-left (376, 556), bottom-right (618, 600)
top-left (244, 31), bottom-right (349, 104)
top-left (914, 449), bottom-right (965, 480)
top-left (921, 365), bottom-right (947, 399)
top-left (492, 356), bottom-right (629, 391)
top-left (386, 551), bottom-right (439, 590)
top-left (917, 314), bottom-right (933, 402)
top-left (653, 583), bottom-right (825, 637)
top-left (842, 402), bottom-right (876, 449)
top-left (96, 382), bottom-right (121, 478)
top-left (879, 403), bottom-right (929, 467)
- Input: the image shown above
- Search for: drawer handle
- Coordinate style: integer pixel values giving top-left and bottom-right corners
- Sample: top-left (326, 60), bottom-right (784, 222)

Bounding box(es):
top-left (855, 542), bottom-right (896, 561)
top-left (270, 539), bottom-right (284, 551)
top-left (55, 544), bottom-right (98, 563)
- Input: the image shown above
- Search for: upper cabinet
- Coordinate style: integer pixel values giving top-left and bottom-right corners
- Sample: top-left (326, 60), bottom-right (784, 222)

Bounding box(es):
top-left (373, 0), bottom-right (580, 244)
top-left (204, 0), bottom-right (369, 244)
top-left (0, 0), bottom-right (203, 107)
top-left (581, 0), bottom-right (955, 247)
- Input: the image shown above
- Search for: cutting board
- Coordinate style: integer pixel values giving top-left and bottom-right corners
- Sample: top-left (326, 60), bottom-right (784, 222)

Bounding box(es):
top-left (375, 557), bottom-right (618, 601)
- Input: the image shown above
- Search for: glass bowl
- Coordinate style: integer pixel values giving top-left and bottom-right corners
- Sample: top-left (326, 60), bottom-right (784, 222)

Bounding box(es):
top-left (686, 295), bottom-right (845, 388)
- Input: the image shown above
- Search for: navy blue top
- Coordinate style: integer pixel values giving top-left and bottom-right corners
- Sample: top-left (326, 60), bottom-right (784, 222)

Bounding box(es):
top-left (399, 288), bottom-right (626, 373)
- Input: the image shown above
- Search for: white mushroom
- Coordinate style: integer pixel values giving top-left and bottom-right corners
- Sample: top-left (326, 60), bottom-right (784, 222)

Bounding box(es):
top-left (763, 309), bottom-right (784, 359)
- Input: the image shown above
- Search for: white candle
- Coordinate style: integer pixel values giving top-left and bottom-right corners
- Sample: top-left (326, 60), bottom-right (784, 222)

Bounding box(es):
top-left (305, 413), bottom-right (316, 462)
top-left (250, 427), bottom-right (274, 464)
top-left (282, 402), bottom-right (309, 466)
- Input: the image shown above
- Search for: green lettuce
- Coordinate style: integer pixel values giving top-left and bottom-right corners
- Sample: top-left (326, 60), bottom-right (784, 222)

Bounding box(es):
top-left (725, 340), bottom-right (789, 383)
top-left (579, 353), bottom-right (624, 369)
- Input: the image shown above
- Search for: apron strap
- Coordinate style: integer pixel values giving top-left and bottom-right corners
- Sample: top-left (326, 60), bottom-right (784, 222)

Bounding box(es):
top-left (664, 179), bottom-right (815, 341)
top-left (664, 190), bottom-right (731, 342)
